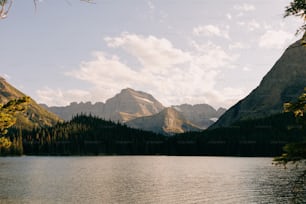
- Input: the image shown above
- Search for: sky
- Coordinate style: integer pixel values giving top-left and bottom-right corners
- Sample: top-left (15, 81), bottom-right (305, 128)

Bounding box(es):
top-left (0, 0), bottom-right (304, 109)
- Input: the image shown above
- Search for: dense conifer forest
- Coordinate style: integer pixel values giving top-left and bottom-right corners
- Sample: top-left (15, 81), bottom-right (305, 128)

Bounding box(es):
top-left (2, 113), bottom-right (304, 156)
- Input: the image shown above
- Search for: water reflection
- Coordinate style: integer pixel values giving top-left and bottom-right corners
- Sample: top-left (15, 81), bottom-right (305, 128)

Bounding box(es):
top-left (0, 156), bottom-right (305, 203)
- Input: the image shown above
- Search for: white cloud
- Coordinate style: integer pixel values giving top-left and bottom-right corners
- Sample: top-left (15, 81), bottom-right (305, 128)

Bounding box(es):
top-left (65, 33), bottom-right (240, 108)
top-left (259, 30), bottom-right (293, 49)
top-left (247, 20), bottom-right (261, 31)
top-left (191, 41), bottom-right (238, 69)
top-left (193, 25), bottom-right (230, 39)
top-left (147, 0), bottom-right (155, 10)
top-left (242, 66), bottom-right (251, 72)
top-left (228, 42), bottom-right (248, 50)
top-left (226, 13), bottom-right (232, 20)
top-left (233, 3), bottom-right (256, 12)
top-left (237, 20), bottom-right (261, 31)
top-left (36, 87), bottom-right (91, 106)
top-left (105, 33), bottom-right (191, 70)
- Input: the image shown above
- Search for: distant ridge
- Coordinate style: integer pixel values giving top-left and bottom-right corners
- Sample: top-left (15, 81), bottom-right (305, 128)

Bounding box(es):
top-left (44, 88), bottom-right (226, 134)
top-left (127, 107), bottom-right (202, 135)
top-left (172, 104), bottom-right (226, 129)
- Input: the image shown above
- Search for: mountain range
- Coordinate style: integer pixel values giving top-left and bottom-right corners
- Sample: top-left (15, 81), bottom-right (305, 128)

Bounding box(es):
top-left (212, 37), bottom-right (306, 128)
top-left (42, 88), bottom-right (164, 122)
top-left (42, 88), bottom-right (225, 134)
top-left (4, 35), bottom-right (305, 133)
top-left (0, 75), bottom-right (224, 134)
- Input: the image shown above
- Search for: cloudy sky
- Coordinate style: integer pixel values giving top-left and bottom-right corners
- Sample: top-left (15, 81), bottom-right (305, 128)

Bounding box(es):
top-left (0, 0), bottom-right (304, 108)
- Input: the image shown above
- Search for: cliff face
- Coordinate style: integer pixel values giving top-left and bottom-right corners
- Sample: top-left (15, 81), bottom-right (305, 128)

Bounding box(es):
top-left (212, 38), bottom-right (306, 128)
top-left (102, 88), bottom-right (165, 122)
top-left (0, 77), bottom-right (61, 129)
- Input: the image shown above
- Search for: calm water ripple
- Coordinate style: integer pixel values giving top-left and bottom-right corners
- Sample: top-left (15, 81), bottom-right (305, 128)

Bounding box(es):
top-left (0, 156), bottom-right (305, 203)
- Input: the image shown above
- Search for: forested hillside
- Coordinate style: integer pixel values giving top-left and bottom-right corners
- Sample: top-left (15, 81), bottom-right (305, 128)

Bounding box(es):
top-left (4, 113), bottom-right (304, 156)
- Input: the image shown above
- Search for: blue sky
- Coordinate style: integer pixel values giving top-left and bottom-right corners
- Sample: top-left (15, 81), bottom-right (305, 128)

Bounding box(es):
top-left (0, 0), bottom-right (303, 108)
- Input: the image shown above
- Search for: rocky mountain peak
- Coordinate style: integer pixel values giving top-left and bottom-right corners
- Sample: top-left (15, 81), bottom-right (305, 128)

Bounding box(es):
top-left (103, 88), bottom-right (164, 122)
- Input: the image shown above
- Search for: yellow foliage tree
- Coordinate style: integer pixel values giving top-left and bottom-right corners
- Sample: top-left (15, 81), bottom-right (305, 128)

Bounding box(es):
top-left (0, 136), bottom-right (11, 151)
top-left (0, 97), bottom-right (29, 153)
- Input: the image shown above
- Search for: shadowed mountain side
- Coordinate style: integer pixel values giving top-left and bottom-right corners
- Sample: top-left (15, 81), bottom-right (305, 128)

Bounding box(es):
top-left (126, 107), bottom-right (202, 135)
top-left (0, 77), bottom-right (61, 129)
top-left (172, 104), bottom-right (226, 129)
top-left (211, 38), bottom-right (306, 128)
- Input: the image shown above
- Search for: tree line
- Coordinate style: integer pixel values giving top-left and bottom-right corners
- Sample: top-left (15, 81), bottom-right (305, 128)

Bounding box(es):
top-left (1, 113), bottom-right (303, 156)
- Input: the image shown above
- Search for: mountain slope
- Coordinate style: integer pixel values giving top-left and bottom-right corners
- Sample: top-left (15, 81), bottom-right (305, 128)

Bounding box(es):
top-left (211, 38), bottom-right (306, 128)
top-left (127, 107), bottom-right (201, 135)
top-left (0, 77), bottom-right (61, 129)
top-left (172, 104), bottom-right (226, 129)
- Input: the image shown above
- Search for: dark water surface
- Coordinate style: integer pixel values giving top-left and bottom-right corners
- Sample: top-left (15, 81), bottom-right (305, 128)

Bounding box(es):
top-left (0, 156), bottom-right (304, 203)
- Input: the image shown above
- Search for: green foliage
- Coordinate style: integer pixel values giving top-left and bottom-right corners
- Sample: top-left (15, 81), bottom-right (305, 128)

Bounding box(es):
top-left (284, 88), bottom-right (306, 121)
top-left (19, 113), bottom-right (304, 156)
top-left (4, 110), bottom-right (305, 156)
top-left (285, 0), bottom-right (306, 41)
top-left (173, 112), bottom-right (304, 156)
top-left (274, 88), bottom-right (306, 165)
top-left (22, 114), bottom-right (165, 155)
top-left (285, 0), bottom-right (306, 19)
top-left (274, 142), bottom-right (306, 165)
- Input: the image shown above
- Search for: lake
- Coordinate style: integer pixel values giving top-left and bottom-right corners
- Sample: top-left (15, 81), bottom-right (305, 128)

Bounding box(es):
top-left (0, 156), bottom-right (304, 203)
